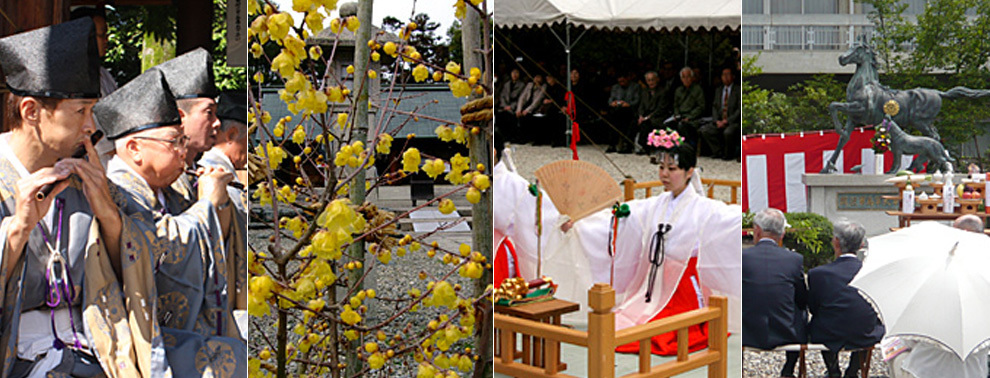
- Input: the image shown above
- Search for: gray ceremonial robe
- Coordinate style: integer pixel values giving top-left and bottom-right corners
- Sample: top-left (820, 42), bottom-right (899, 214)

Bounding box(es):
top-left (0, 135), bottom-right (169, 378)
top-left (106, 156), bottom-right (245, 378)
top-left (197, 148), bottom-right (247, 315)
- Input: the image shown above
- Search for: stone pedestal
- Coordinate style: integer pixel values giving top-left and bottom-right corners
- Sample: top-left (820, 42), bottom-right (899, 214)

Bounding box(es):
top-left (803, 174), bottom-right (900, 236)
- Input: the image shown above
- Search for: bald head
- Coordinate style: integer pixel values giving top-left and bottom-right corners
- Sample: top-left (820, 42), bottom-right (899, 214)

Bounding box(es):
top-left (953, 214), bottom-right (985, 234)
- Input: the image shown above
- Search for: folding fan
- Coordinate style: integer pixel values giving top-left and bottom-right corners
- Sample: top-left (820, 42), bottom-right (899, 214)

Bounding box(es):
top-left (534, 160), bottom-right (623, 222)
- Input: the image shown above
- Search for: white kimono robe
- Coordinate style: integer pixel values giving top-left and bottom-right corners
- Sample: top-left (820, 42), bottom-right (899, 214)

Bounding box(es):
top-left (494, 161), bottom-right (742, 332)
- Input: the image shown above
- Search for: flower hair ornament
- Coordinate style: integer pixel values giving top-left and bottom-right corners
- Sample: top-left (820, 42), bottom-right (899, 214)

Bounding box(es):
top-left (647, 128), bottom-right (684, 149)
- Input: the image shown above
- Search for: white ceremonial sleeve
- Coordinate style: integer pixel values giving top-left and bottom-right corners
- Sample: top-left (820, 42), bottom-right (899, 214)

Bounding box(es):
top-left (696, 202), bottom-right (743, 333)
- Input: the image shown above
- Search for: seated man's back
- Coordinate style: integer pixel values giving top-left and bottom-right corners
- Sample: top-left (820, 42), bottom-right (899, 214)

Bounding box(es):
top-left (742, 239), bottom-right (807, 349)
top-left (807, 255), bottom-right (885, 350)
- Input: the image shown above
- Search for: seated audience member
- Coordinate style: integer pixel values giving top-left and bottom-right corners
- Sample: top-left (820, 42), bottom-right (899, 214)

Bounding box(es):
top-left (668, 67), bottom-right (704, 148)
top-left (634, 71), bottom-right (666, 153)
top-left (539, 75), bottom-right (566, 146)
top-left (700, 67), bottom-right (740, 160)
top-left (497, 68), bottom-right (526, 141)
top-left (808, 220), bottom-right (885, 378)
top-left (515, 74), bottom-right (546, 144)
top-left (606, 74), bottom-right (641, 153)
top-left (743, 208), bottom-right (808, 378)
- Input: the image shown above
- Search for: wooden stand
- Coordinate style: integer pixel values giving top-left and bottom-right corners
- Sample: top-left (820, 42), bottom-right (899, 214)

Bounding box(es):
top-left (495, 299), bottom-right (580, 373)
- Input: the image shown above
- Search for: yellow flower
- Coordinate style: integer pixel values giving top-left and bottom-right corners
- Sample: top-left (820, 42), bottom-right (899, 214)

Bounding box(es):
top-left (285, 71), bottom-right (309, 94)
top-left (445, 61), bottom-right (462, 75)
top-left (284, 35), bottom-right (307, 59)
top-left (368, 352), bottom-right (385, 369)
top-left (412, 64), bottom-right (429, 82)
top-left (346, 64), bottom-right (354, 74)
top-left (383, 41), bottom-right (397, 57)
top-left (431, 281), bottom-right (457, 308)
top-left (292, 127), bottom-right (306, 144)
top-left (249, 0), bottom-right (261, 15)
top-left (292, 0), bottom-right (314, 12)
top-left (402, 148), bottom-right (421, 172)
top-left (270, 50), bottom-right (298, 79)
top-left (438, 199), bottom-right (455, 214)
top-left (304, 10), bottom-right (324, 33)
top-left (423, 158), bottom-right (445, 178)
top-left (377, 249), bottom-right (392, 264)
top-left (267, 13), bottom-right (293, 41)
top-left (337, 112), bottom-right (348, 128)
top-left (250, 42), bottom-right (263, 58)
top-left (454, 0), bottom-right (467, 19)
top-left (459, 262), bottom-right (483, 279)
top-left (327, 86), bottom-right (343, 102)
top-left (459, 243), bottom-right (471, 256)
top-left (432, 70), bottom-right (443, 82)
top-left (364, 342), bottom-right (379, 353)
top-left (367, 70), bottom-right (377, 79)
top-left (371, 51), bottom-right (380, 61)
top-left (252, 71), bottom-right (264, 83)
top-left (344, 330), bottom-right (358, 340)
top-left (466, 187), bottom-right (481, 204)
top-left (308, 46), bottom-right (322, 60)
top-left (265, 142), bottom-right (287, 169)
top-left (472, 174), bottom-right (490, 191)
top-left (329, 18), bottom-right (342, 34)
top-left (417, 363), bottom-right (436, 378)
top-left (250, 15), bottom-right (268, 34)
top-left (470, 67), bottom-right (481, 78)
top-left (449, 79), bottom-right (471, 98)
top-left (435, 125), bottom-right (454, 142)
top-left (376, 133), bottom-right (393, 154)
top-left (452, 125), bottom-right (468, 144)
top-left (341, 305), bottom-right (361, 325)
top-left (345, 16), bottom-right (360, 32)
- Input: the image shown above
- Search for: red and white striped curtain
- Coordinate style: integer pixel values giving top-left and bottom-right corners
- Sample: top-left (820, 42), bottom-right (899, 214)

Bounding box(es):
top-left (742, 127), bottom-right (914, 213)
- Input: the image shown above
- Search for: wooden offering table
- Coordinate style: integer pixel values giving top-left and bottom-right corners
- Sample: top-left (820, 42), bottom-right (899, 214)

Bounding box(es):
top-left (885, 211), bottom-right (990, 229)
top-left (495, 299), bottom-right (580, 374)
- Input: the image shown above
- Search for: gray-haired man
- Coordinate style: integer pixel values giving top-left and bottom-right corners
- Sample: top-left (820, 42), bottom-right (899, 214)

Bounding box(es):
top-left (743, 208), bottom-right (807, 377)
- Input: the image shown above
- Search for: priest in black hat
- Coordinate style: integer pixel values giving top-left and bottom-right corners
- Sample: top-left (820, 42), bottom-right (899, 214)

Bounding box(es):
top-left (197, 90), bottom-right (247, 325)
top-left (154, 47), bottom-right (221, 208)
top-left (99, 67), bottom-right (245, 377)
top-left (0, 18), bottom-right (171, 378)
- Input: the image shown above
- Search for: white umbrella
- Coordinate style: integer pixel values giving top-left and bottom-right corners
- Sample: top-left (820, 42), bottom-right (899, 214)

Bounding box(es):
top-left (851, 221), bottom-right (990, 360)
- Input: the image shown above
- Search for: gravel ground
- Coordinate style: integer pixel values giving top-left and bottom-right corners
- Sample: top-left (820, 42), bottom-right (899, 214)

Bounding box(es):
top-left (744, 348), bottom-right (889, 378)
top-left (503, 143), bottom-right (742, 203)
top-left (247, 188), bottom-right (482, 377)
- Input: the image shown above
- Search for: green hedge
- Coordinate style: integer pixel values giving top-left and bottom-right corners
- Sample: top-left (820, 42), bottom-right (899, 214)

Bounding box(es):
top-left (744, 211), bottom-right (835, 271)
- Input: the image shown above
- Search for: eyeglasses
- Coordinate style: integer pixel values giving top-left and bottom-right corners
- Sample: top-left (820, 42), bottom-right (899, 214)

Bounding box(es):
top-left (133, 135), bottom-right (189, 151)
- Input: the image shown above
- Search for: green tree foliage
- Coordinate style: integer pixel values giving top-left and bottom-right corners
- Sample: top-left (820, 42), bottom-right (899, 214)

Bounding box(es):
top-left (104, 0), bottom-right (244, 90)
top-left (743, 211), bottom-right (835, 271)
top-left (746, 0), bottom-right (990, 162)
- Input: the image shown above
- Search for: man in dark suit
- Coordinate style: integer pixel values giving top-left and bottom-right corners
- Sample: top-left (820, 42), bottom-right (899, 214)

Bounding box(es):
top-left (808, 220), bottom-right (885, 378)
top-left (743, 208), bottom-right (808, 378)
top-left (700, 67), bottom-right (740, 159)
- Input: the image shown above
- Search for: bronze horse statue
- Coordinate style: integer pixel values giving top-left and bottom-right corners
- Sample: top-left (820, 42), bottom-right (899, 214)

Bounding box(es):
top-left (822, 38), bottom-right (990, 173)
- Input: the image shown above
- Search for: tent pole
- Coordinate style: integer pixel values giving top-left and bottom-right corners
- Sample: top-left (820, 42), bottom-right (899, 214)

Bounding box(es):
top-left (684, 34), bottom-right (689, 66)
top-left (565, 23), bottom-right (573, 142)
top-left (709, 32), bottom-right (714, 87)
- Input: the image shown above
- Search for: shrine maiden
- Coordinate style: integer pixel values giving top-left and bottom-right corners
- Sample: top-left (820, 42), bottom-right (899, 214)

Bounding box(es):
top-left (494, 129), bottom-right (741, 355)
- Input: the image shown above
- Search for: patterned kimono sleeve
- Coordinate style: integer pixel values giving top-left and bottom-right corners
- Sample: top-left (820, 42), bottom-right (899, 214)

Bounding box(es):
top-left (84, 181), bottom-right (170, 378)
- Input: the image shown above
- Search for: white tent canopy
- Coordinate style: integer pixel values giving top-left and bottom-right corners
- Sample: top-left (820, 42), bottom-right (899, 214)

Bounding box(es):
top-left (495, 0), bottom-right (741, 32)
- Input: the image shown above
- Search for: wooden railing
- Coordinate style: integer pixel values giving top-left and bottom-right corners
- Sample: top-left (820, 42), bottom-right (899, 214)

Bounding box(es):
top-left (494, 283), bottom-right (728, 378)
top-left (622, 178), bottom-right (741, 205)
